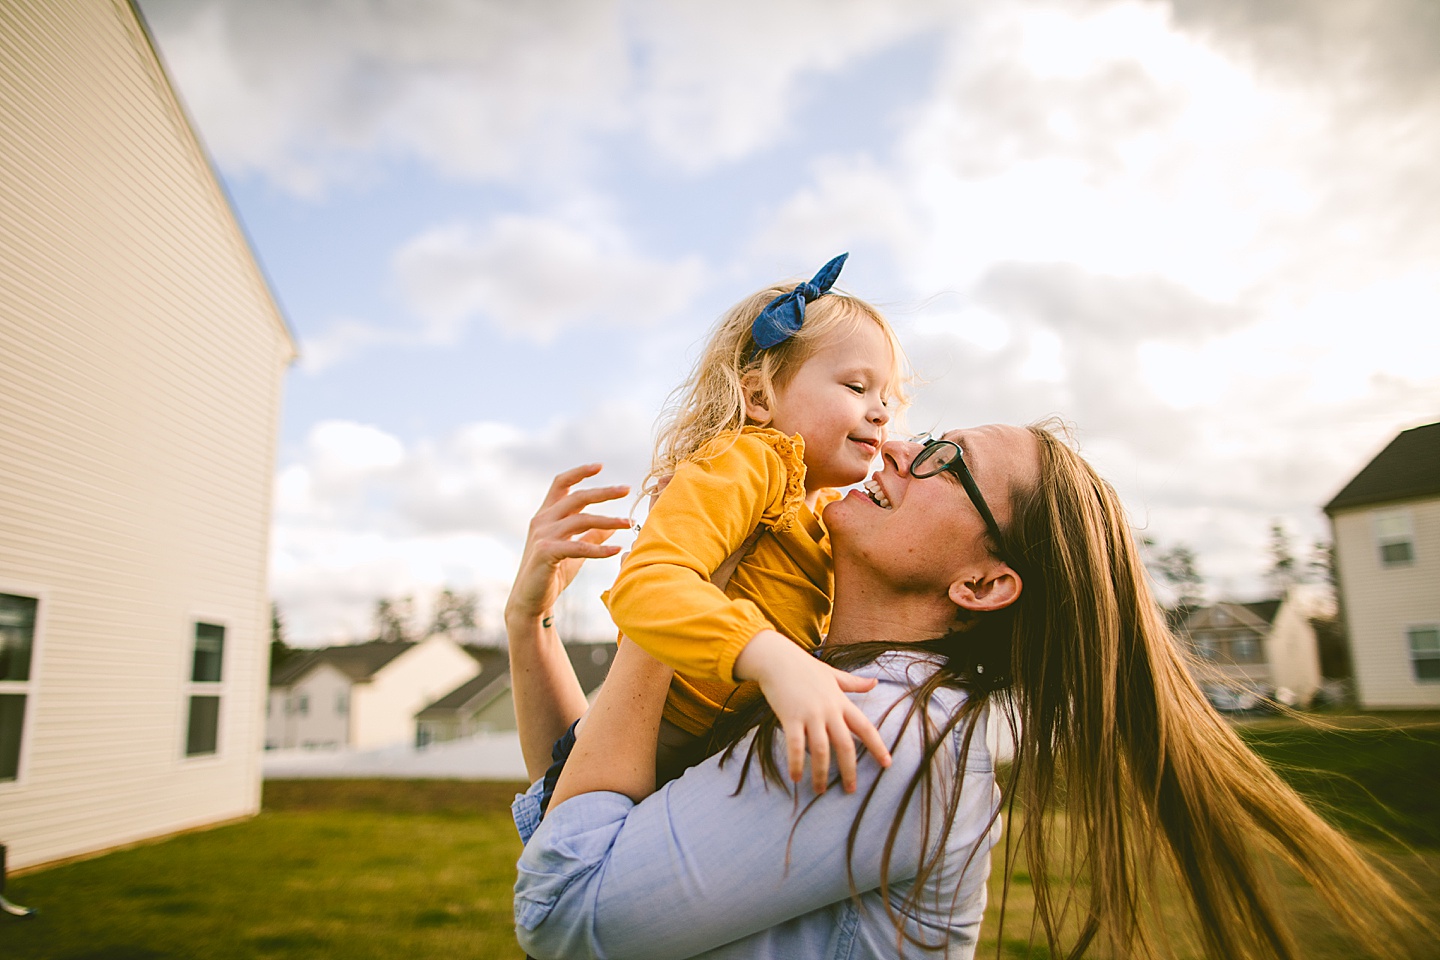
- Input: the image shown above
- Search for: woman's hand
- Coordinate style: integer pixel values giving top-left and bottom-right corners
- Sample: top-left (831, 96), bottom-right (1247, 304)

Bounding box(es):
top-left (733, 630), bottom-right (893, 794)
top-left (505, 463), bottom-right (631, 629)
top-left (506, 463), bottom-right (631, 781)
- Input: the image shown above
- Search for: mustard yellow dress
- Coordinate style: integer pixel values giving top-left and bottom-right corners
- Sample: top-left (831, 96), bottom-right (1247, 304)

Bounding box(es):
top-left (604, 426), bottom-right (840, 736)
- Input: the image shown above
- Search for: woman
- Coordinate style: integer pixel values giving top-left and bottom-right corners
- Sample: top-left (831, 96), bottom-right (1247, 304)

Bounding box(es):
top-left (508, 425), bottom-right (1424, 960)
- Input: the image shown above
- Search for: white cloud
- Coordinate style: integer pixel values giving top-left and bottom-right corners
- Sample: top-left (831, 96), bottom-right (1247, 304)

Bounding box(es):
top-left (142, 0), bottom-right (633, 196)
top-left (141, 0), bottom-right (945, 193)
top-left (628, 0), bottom-right (944, 173)
top-left (392, 213), bottom-right (707, 343)
top-left (270, 407), bottom-right (651, 643)
top-left (297, 318), bottom-right (407, 375)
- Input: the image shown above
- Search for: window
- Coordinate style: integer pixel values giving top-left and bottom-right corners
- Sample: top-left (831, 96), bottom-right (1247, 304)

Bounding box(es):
top-left (1409, 626), bottom-right (1440, 682)
top-left (297, 694), bottom-right (309, 716)
top-left (336, 691), bottom-right (348, 715)
top-left (1193, 635), bottom-right (1219, 661)
top-left (185, 622), bottom-right (225, 757)
top-left (1374, 511), bottom-right (1415, 567)
top-left (1231, 636), bottom-right (1261, 664)
top-left (0, 593), bottom-right (38, 782)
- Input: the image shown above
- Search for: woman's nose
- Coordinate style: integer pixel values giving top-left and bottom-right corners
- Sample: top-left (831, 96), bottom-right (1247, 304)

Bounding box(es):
top-left (880, 438), bottom-right (919, 474)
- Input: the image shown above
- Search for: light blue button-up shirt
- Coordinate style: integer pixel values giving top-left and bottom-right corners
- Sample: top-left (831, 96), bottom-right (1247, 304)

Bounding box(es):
top-left (514, 654), bottom-right (1001, 959)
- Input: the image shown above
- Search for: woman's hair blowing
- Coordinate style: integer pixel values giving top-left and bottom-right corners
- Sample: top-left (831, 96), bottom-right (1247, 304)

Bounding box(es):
top-left (716, 420), bottom-right (1426, 958)
top-left (1004, 422), bottom-right (1425, 959)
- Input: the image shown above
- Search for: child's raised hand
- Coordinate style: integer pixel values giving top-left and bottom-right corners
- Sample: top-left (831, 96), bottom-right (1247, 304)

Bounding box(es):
top-left (733, 630), bottom-right (892, 794)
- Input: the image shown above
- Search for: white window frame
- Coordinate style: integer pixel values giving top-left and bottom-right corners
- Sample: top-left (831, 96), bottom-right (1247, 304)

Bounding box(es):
top-left (181, 616), bottom-right (229, 761)
top-left (1373, 509), bottom-right (1416, 568)
top-left (0, 582), bottom-right (47, 789)
top-left (1407, 624), bottom-right (1440, 684)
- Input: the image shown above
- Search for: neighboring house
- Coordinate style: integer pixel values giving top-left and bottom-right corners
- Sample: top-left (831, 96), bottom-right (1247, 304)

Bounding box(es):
top-left (414, 648), bottom-right (512, 746)
top-left (0, 1), bottom-right (296, 871)
top-left (415, 642), bottom-right (616, 748)
top-left (1177, 586), bottom-right (1329, 709)
top-left (1324, 421), bottom-right (1440, 709)
top-left (267, 636), bottom-right (479, 751)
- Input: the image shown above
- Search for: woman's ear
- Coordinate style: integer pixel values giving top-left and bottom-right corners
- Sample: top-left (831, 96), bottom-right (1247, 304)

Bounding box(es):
top-left (949, 564), bottom-right (1022, 613)
top-left (741, 372), bottom-right (772, 426)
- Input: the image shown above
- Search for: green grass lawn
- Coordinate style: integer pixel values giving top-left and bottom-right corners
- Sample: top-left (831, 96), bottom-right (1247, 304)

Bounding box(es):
top-left (3, 716), bottom-right (1438, 959)
top-left (2, 780), bottom-right (528, 960)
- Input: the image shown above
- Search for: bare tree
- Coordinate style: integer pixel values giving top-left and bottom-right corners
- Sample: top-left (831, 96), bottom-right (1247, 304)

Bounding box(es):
top-left (430, 587), bottom-right (478, 638)
top-left (269, 602), bottom-right (297, 673)
top-left (1266, 521), bottom-right (1298, 596)
top-left (1308, 539), bottom-right (1337, 588)
top-left (1155, 543), bottom-right (1206, 610)
top-left (374, 596), bottom-right (416, 642)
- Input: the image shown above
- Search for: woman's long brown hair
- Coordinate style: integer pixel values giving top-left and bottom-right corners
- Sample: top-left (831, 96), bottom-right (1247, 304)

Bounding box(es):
top-left (712, 421), bottom-right (1426, 958)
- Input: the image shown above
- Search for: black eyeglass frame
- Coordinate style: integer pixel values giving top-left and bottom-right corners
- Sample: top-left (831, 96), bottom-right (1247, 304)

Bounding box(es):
top-left (910, 438), bottom-right (1009, 560)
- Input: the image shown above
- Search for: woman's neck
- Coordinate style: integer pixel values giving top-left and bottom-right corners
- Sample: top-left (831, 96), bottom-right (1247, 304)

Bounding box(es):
top-left (825, 564), bottom-right (957, 648)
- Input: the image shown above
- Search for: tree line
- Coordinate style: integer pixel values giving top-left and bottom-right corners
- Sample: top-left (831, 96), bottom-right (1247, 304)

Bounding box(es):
top-left (1146, 519), bottom-right (1335, 612)
top-left (270, 587), bottom-right (489, 672)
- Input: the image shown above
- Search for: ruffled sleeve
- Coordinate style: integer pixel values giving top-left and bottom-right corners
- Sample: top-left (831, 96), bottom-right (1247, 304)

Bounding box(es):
top-left (603, 427), bottom-right (807, 684)
top-left (742, 427), bottom-right (807, 534)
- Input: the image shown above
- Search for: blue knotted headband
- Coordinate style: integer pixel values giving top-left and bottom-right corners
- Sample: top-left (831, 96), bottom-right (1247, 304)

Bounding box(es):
top-left (750, 253), bottom-right (849, 352)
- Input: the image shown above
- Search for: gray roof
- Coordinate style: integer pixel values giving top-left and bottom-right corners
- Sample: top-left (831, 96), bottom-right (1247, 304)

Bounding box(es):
top-left (1325, 421), bottom-right (1440, 513)
top-left (415, 671), bottom-right (512, 719)
top-left (1179, 599), bottom-right (1280, 635)
top-left (566, 641), bottom-right (615, 695)
top-left (270, 640), bottom-right (414, 687)
top-left (416, 641), bottom-right (616, 718)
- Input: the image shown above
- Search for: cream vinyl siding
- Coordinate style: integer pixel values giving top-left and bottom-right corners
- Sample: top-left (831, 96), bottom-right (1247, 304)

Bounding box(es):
top-left (267, 663), bottom-right (353, 752)
top-left (0, 0), bottom-right (295, 869)
top-left (1332, 498), bottom-right (1440, 708)
top-left (1264, 586), bottom-right (1326, 705)
top-left (351, 638), bottom-right (479, 751)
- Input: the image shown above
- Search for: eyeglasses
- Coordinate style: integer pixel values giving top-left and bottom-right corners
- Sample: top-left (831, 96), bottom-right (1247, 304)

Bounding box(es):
top-left (910, 438), bottom-right (1008, 558)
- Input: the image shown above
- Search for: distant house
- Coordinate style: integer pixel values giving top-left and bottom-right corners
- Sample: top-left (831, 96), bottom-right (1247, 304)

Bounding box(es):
top-left (267, 636), bottom-right (478, 751)
top-left (415, 642), bottom-right (615, 748)
top-left (1325, 421), bottom-right (1440, 709)
top-left (1176, 586), bottom-right (1329, 709)
top-left (0, 1), bottom-right (297, 871)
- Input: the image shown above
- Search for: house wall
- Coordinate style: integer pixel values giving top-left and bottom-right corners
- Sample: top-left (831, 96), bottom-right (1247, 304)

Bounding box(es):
top-left (1332, 497), bottom-right (1440, 708)
top-left (1265, 586), bottom-right (1327, 704)
top-left (0, 0), bottom-right (293, 869)
top-left (351, 638), bottom-right (477, 750)
top-left (264, 688), bottom-right (287, 750)
top-left (470, 688), bottom-right (518, 733)
top-left (265, 664), bottom-right (351, 751)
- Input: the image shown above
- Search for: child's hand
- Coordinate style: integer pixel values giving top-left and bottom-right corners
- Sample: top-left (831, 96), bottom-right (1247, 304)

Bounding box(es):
top-left (733, 630), bottom-right (893, 794)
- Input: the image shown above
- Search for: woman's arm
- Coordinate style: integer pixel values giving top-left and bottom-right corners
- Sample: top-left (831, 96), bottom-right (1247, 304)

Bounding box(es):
top-left (546, 637), bottom-right (674, 808)
top-left (505, 464), bottom-right (631, 782)
top-left (515, 675), bottom-right (999, 960)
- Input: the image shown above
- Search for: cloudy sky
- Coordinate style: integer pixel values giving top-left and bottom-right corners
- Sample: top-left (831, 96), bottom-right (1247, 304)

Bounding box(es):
top-left (137, 0), bottom-right (1440, 645)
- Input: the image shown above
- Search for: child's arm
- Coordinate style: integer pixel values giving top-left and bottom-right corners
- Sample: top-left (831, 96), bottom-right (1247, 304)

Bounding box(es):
top-left (733, 630), bottom-right (893, 794)
top-left (605, 435), bottom-right (787, 682)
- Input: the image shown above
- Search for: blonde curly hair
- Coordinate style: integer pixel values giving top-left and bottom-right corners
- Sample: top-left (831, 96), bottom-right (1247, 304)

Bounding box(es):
top-left (643, 280), bottom-right (910, 501)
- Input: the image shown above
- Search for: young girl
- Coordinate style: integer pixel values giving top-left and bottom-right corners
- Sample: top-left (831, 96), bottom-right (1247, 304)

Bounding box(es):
top-left (599, 253), bottom-right (910, 794)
